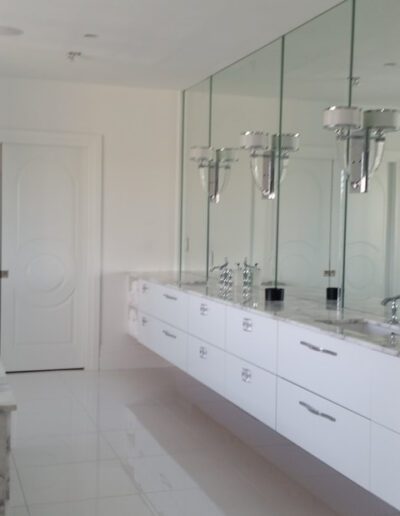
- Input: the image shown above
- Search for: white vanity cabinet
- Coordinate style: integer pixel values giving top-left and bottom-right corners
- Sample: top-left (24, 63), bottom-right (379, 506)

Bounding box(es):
top-left (188, 296), bottom-right (226, 349)
top-left (130, 275), bottom-right (400, 512)
top-left (371, 423), bottom-right (400, 510)
top-left (226, 307), bottom-right (277, 373)
top-left (371, 350), bottom-right (400, 433)
top-left (187, 336), bottom-right (225, 395)
top-left (278, 322), bottom-right (371, 417)
top-left (277, 379), bottom-right (370, 489)
top-left (226, 354), bottom-right (276, 428)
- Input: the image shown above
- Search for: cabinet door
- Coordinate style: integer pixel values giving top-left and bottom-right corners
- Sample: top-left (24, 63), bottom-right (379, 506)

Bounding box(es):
top-left (225, 354), bottom-right (276, 428)
top-left (154, 319), bottom-right (187, 371)
top-left (138, 280), bottom-right (158, 316)
top-left (137, 311), bottom-right (159, 355)
top-left (187, 336), bottom-right (225, 395)
top-left (371, 351), bottom-right (400, 433)
top-left (188, 295), bottom-right (226, 348)
top-left (278, 322), bottom-right (371, 416)
top-left (371, 423), bottom-right (400, 511)
top-left (277, 379), bottom-right (370, 489)
top-left (226, 307), bottom-right (277, 373)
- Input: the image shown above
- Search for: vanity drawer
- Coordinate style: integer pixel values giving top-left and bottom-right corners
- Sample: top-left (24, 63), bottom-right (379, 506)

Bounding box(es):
top-left (371, 351), bottom-right (400, 433)
top-left (278, 322), bottom-right (371, 416)
top-left (371, 423), bottom-right (400, 510)
top-left (137, 312), bottom-right (159, 355)
top-left (187, 336), bottom-right (225, 395)
top-left (277, 378), bottom-right (370, 489)
top-left (226, 307), bottom-right (277, 373)
top-left (157, 285), bottom-right (188, 331)
top-left (225, 354), bottom-right (276, 428)
top-left (154, 319), bottom-right (187, 371)
top-left (188, 296), bottom-right (226, 348)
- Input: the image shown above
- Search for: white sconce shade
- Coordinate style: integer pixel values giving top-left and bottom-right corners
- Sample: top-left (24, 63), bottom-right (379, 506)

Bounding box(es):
top-left (323, 106), bottom-right (362, 131)
top-left (240, 131), bottom-right (269, 150)
top-left (323, 105), bottom-right (400, 194)
top-left (363, 109), bottom-right (400, 132)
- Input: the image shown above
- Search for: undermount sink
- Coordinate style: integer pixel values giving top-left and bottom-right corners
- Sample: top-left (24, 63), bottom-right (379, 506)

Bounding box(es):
top-left (316, 318), bottom-right (400, 338)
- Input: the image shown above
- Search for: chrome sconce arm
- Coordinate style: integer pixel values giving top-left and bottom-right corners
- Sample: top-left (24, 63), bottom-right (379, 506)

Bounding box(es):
top-left (240, 131), bottom-right (300, 200)
top-left (323, 106), bottom-right (400, 194)
top-left (190, 146), bottom-right (237, 203)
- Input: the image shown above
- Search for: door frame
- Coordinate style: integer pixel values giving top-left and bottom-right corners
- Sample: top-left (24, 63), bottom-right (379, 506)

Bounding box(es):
top-left (0, 129), bottom-right (103, 370)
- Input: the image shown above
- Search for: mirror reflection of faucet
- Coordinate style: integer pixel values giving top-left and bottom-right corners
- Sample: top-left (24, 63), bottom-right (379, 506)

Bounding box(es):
top-left (381, 294), bottom-right (400, 325)
top-left (210, 258), bottom-right (233, 297)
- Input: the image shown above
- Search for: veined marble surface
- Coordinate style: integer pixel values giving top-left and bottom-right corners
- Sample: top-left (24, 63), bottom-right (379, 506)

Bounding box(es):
top-left (128, 271), bottom-right (400, 358)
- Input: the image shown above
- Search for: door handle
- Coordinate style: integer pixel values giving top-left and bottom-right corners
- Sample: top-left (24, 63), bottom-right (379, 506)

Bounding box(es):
top-left (0, 271), bottom-right (9, 279)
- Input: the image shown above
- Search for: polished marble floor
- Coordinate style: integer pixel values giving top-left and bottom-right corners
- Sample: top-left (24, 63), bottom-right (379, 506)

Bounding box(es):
top-left (4, 367), bottom-right (398, 516)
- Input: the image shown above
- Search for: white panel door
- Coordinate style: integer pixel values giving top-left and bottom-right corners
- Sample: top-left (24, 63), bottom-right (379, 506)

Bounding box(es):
top-left (1, 143), bottom-right (88, 371)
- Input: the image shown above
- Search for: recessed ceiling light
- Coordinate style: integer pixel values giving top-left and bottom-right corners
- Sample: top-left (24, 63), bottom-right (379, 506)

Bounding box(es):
top-left (0, 26), bottom-right (23, 36)
top-left (384, 62), bottom-right (397, 67)
top-left (84, 33), bottom-right (98, 38)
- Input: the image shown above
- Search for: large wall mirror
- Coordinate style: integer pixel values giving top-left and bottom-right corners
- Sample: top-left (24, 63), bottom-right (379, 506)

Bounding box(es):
top-left (344, 0), bottom-right (400, 315)
top-left (209, 40), bottom-right (281, 283)
top-left (278, 1), bottom-right (352, 302)
top-left (180, 0), bottom-right (400, 314)
top-left (181, 78), bottom-right (211, 281)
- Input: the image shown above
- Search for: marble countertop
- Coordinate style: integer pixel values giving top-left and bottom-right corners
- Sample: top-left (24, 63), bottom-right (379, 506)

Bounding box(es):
top-left (129, 271), bottom-right (400, 358)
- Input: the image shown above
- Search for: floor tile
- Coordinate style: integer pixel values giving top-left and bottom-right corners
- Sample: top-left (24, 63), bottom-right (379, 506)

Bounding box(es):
top-left (28, 495), bottom-right (155, 516)
top-left (146, 488), bottom-right (226, 516)
top-left (18, 460), bottom-right (138, 505)
top-left (13, 433), bottom-right (116, 467)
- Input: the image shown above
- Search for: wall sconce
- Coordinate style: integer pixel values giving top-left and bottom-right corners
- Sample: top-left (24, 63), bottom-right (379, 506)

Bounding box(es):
top-left (240, 131), bottom-right (300, 199)
top-left (190, 146), bottom-right (237, 203)
top-left (323, 106), bottom-right (400, 193)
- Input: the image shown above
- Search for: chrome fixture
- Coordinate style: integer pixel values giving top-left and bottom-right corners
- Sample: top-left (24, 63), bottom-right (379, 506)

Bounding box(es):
top-left (210, 259), bottom-right (233, 295)
top-left (381, 294), bottom-right (400, 325)
top-left (190, 146), bottom-right (237, 203)
top-left (323, 106), bottom-right (400, 193)
top-left (237, 258), bottom-right (260, 298)
top-left (240, 131), bottom-right (299, 199)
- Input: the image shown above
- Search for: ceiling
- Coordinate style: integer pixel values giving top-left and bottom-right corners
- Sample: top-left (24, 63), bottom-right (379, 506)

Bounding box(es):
top-left (0, 0), bottom-right (341, 90)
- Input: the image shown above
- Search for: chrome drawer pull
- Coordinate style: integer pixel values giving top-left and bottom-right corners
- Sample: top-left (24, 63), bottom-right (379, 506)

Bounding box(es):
top-left (199, 346), bottom-right (208, 359)
top-left (242, 318), bottom-right (253, 332)
top-left (300, 340), bottom-right (337, 357)
top-left (241, 367), bottom-right (252, 383)
top-left (162, 330), bottom-right (177, 339)
top-left (200, 303), bottom-right (208, 316)
top-left (164, 294), bottom-right (178, 301)
top-left (299, 401), bottom-right (336, 422)
top-left (141, 284), bottom-right (149, 293)
top-left (142, 317), bottom-right (148, 326)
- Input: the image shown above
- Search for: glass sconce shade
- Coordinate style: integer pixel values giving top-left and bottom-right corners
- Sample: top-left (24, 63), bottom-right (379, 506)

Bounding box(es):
top-left (190, 146), bottom-right (237, 203)
top-left (241, 131), bottom-right (300, 199)
top-left (323, 106), bottom-right (400, 193)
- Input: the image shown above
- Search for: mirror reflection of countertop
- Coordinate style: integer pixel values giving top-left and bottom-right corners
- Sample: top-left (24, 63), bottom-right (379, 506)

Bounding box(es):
top-left (128, 271), bottom-right (400, 357)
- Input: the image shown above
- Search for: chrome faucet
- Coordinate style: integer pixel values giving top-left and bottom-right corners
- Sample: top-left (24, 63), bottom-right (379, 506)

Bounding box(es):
top-left (381, 295), bottom-right (400, 324)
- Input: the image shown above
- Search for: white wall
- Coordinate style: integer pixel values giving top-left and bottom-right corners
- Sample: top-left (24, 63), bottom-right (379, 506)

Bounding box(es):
top-left (0, 77), bottom-right (180, 369)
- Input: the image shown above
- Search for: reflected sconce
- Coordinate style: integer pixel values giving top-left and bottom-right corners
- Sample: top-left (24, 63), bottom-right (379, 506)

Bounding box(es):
top-left (323, 106), bottom-right (400, 193)
top-left (240, 131), bottom-right (300, 199)
top-left (190, 146), bottom-right (237, 203)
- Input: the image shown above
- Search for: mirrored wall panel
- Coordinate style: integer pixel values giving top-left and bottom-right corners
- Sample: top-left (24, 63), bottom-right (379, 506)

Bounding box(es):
top-left (209, 40), bottom-right (282, 285)
top-left (344, 0), bottom-right (400, 314)
top-left (279, 1), bottom-right (352, 302)
top-left (181, 79), bottom-right (210, 280)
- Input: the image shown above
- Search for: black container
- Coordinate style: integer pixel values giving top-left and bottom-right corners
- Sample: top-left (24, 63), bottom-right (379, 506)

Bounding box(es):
top-left (326, 287), bottom-right (340, 301)
top-left (265, 287), bottom-right (285, 302)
